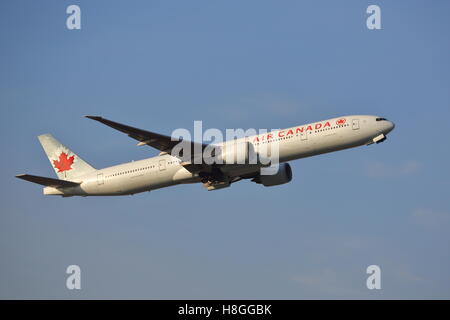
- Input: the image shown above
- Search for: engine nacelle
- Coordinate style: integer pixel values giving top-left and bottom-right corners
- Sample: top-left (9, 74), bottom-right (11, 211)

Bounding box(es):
top-left (217, 141), bottom-right (254, 165)
top-left (253, 163), bottom-right (293, 187)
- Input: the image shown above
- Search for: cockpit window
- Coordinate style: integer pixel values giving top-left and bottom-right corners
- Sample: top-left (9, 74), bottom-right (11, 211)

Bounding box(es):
top-left (376, 117), bottom-right (387, 121)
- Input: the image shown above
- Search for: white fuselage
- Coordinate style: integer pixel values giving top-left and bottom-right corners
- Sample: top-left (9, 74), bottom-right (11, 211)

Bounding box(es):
top-left (43, 115), bottom-right (394, 196)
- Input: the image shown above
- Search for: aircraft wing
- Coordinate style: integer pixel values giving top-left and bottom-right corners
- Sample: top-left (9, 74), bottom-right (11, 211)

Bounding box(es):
top-left (85, 116), bottom-right (207, 155)
top-left (85, 116), bottom-right (266, 178)
top-left (15, 174), bottom-right (81, 188)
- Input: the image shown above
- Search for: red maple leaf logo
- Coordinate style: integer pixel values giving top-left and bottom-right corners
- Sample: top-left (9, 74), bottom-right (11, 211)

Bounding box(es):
top-left (53, 152), bottom-right (75, 172)
top-left (336, 118), bottom-right (346, 125)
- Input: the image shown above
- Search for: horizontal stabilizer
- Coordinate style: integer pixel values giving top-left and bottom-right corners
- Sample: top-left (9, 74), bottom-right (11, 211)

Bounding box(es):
top-left (15, 174), bottom-right (81, 188)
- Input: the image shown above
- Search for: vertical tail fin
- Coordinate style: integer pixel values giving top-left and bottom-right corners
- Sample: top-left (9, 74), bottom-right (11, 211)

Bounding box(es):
top-left (37, 134), bottom-right (96, 180)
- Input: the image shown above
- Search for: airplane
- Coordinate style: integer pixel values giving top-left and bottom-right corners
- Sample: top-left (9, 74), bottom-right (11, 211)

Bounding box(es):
top-left (16, 115), bottom-right (395, 196)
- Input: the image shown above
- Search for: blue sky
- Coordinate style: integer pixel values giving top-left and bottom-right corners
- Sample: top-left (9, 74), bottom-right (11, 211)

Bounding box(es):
top-left (1, 0), bottom-right (449, 299)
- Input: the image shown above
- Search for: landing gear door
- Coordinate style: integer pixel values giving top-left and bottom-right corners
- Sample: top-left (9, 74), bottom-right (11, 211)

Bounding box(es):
top-left (352, 119), bottom-right (360, 130)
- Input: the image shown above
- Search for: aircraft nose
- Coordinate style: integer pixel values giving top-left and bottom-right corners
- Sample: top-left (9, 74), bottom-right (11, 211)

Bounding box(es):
top-left (385, 121), bottom-right (395, 134)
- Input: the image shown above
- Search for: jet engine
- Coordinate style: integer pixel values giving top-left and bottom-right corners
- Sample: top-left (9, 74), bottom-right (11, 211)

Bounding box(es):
top-left (216, 141), bottom-right (255, 165)
top-left (252, 163), bottom-right (293, 187)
